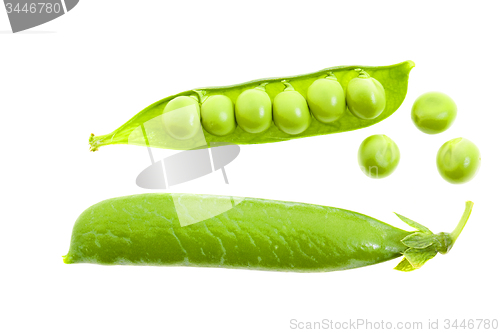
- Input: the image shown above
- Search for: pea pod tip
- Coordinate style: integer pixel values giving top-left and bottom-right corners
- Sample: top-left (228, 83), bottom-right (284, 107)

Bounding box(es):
top-left (406, 60), bottom-right (416, 69)
top-left (89, 133), bottom-right (99, 152)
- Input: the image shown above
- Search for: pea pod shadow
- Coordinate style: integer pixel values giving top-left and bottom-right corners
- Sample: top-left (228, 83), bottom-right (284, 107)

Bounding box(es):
top-left (136, 143), bottom-right (240, 189)
top-left (132, 105), bottom-right (241, 188)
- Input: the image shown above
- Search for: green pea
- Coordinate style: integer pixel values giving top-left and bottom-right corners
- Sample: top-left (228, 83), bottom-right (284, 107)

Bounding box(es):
top-left (411, 92), bottom-right (457, 134)
top-left (64, 193), bottom-right (473, 272)
top-left (201, 95), bottom-right (236, 136)
top-left (358, 134), bottom-right (400, 179)
top-left (346, 69), bottom-right (386, 119)
top-left (273, 81), bottom-right (311, 135)
top-left (235, 84), bottom-right (272, 134)
top-left (162, 96), bottom-right (201, 140)
top-left (436, 138), bottom-right (480, 184)
top-left (306, 73), bottom-right (346, 124)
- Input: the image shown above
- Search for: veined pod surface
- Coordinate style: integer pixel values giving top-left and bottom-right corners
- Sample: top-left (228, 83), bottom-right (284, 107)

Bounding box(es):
top-left (64, 193), bottom-right (472, 272)
top-left (89, 61), bottom-right (414, 151)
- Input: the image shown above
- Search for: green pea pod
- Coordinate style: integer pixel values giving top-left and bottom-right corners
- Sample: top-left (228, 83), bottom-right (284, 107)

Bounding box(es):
top-left (63, 193), bottom-right (472, 272)
top-left (89, 61), bottom-right (415, 151)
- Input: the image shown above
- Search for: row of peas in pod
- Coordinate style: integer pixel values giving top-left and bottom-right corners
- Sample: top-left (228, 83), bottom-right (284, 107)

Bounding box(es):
top-left (161, 69), bottom-right (386, 140)
top-left (88, 61), bottom-right (414, 151)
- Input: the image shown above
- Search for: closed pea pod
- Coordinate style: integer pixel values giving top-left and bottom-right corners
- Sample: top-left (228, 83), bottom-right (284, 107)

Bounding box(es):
top-left (200, 94), bottom-right (236, 136)
top-left (64, 193), bottom-right (473, 272)
top-left (307, 72), bottom-right (346, 124)
top-left (88, 61), bottom-right (414, 151)
top-left (162, 95), bottom-right (201, 140)
top-left (346, 69), bottom-right (386, 120)
top-left (235, 83), bottom-right (273, 134)
top-left (273, 81), bottom-right (311, 135)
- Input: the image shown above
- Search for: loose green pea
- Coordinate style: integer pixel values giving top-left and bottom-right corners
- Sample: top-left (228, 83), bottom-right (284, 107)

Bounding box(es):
top-left (436, 138), bottom-right (480, 184)
top-left (201, 95), bottom-right (236, 136)
top-left (411, 92), bottom-right (457, 134)
top-left (358, 134), bottom-right (400, 179)
top-left (235, 84), bottom-right (272, 134)
top-left (162, 96), bottom-right (201, 140)
top-left (346, 69), bottom-right (386, 119)
top-left (273, 81), bottom-right (311, 135)
top-left (306, 73), bottom-right (346, 124)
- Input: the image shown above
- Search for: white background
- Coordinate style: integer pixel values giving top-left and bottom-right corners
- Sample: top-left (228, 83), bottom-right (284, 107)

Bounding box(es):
top-left (1, 1), bottom-right (499, 332)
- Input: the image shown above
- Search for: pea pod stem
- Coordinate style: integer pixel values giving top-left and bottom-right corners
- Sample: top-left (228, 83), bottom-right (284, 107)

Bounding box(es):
top-left (450, 201), bottom-right (473, 245)
top-left (326, 72), bottom-right (338, 80)
top-left (281, 80), bottom-right (294, 91)
top-left (254, 82), bottom-right (268, 92)
top-left (354, 68), bottom-right (370, 78)
top-left (193, 90), bottom-right (207, 103)
top-left (394, 201), bottom-right (473, 271)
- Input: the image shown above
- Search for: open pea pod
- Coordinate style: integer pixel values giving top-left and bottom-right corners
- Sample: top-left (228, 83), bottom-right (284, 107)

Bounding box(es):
top-left (89, 60), bottom-right (415, 151)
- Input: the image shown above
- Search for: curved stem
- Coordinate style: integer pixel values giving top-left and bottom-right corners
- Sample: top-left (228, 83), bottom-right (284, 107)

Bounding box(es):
top-left (193, 90), bottom-right (207, 103)
top-left (189, 93), bottom-right (200, 103)
top-left (326, 72), bottom-right (338, 80)
top-left (450, 201), bottom-right (474, 245)
top-left (255, 82), bottom-right (268, 91)
top-left (281, 80), bottom-right (294, 91)
top-left (395, 201), bottom-right (473, 270)
top-left (354, 68), bottom-right (370, 78)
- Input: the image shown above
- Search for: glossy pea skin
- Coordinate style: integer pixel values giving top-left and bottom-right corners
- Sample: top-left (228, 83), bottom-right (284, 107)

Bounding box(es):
top-left (358, 134), bottom-right (400, 179)
top-left (411, 92), bottom-right (457, 134)
top-left (235, 86), bottom-right (272, 134)
top-left (436, 138), bottom-right (480, 184)
top-left (346, 71), bottom-right (386, 120)
top-left (306, 75), bottom-right (346, 124)
top-left (201, 95), bottom-right (236, 136)
top-left (273, 82), bottom-right (311, 135)
top-left (162, 96), bottom-right (201, 140)
top-left (64, 193), bottom-right (410, 272)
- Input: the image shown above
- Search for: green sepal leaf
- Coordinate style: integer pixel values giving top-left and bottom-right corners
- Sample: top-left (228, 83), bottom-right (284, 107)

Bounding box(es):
top-left (394, 201), bottom-right (473, 272)
top-left (403, 247), bottom-right (438, 269)
top-left (401, 232), bottom-right (436, 249)
top-left (394, 213), bottom-right (432, 233)
top-left (394, 258), bottom-right (417, 272)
